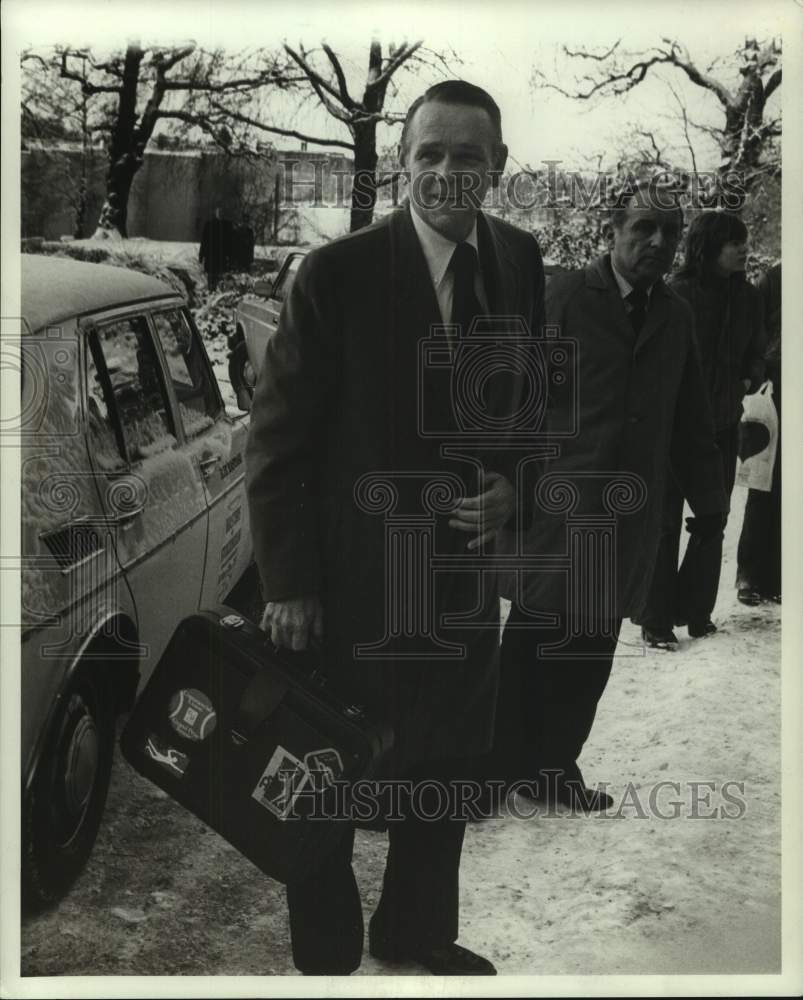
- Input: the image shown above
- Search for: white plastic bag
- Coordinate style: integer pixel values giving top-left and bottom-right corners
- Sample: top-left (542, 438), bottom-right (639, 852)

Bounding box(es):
top-left (735, 381), bottom-right (778, 492)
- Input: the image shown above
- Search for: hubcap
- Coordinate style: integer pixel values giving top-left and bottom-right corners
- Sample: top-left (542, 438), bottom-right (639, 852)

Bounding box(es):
top-left (65, 713), bottom-right (99, 815)
top-left (55, 695), bottom-right (99, 841)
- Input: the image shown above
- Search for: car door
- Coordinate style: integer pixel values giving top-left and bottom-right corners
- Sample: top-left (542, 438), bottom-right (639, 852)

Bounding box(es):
top-left (147, 305), bottom-right (252, 606)
top-left (241, 252), bottom-right (304, 378)
top-left (263, 252), bottom-right (304, 330)
top-left (83, 305), bottom-right (209, 677)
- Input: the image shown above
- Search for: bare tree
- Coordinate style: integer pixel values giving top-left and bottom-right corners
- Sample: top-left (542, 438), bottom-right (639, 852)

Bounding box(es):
top-left (533, 37), bottom-right (781, 203)
top-left (50, 43), bottom-right (298, 237)
top-left (211, 40), bottom-right (457, 231)
top-left (22, 50), bottom-right (104, 237)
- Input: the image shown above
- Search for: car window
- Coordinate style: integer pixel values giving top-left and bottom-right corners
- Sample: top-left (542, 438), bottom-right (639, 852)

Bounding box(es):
top-left (272, 255), bottom-right (302, 303)
top-left (89, 315), bottom-right (175, 463)
top-left (150, 308), bottom-right (221, 438)
top-left (85, 348), bottom-right (128, 473)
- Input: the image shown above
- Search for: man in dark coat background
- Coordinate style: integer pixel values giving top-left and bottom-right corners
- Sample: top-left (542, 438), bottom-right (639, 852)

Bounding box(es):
top-left (198, 207), bottom-right (234, 290)
top-left (488, 180), bottom-right (728, 811)
top-left (245, 81), bottom-right (545, 975)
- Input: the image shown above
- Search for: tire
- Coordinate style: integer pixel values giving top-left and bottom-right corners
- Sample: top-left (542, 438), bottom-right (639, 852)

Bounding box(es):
top-left (228, 337), bottom-right (256, 409)
top-left (22, 662), bottom-right (115, 910)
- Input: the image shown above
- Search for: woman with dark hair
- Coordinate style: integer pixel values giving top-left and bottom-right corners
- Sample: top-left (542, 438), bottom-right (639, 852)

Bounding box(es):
top-left (640, 211), bottom-right (766, 648)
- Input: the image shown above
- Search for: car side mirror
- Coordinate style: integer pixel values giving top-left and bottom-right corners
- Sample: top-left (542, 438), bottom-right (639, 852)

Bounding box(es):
top-left (253, 278), bottom-right (274, 298)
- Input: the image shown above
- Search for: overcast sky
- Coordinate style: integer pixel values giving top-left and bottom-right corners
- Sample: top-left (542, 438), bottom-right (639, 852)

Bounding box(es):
top-left (6, 0), bottom-right (790, 171)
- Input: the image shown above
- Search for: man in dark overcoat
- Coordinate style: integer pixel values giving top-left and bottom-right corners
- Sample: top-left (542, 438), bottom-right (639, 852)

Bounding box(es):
top-left (490, 181), bottom-right (728, 811)
top-left (245, 80), bottom-right (545, 975)
top-left (199, 207), bottom-right (233, 290)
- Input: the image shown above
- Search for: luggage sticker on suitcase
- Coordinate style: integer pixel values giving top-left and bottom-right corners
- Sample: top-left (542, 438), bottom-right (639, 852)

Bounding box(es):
top-left (251, 745), bottom-right (345, 820)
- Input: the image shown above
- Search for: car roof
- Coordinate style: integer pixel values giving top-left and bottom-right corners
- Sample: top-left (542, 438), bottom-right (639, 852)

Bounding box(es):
top-left (21, 253), bottom-right (179, 333)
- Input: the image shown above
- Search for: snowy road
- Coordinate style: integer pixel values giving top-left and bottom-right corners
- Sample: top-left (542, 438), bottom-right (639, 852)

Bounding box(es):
top-left (20, 488), bottom-right (782, 978)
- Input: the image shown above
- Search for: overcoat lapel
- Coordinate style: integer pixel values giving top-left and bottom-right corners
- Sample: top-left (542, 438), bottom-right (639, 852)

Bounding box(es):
top-left (633, 281), bottom-right (671, 358)
top-left (477, 211), bottom-right (520, 316)
top-left (384, 208), bottom-right (445, 474)
top-left (585, 255), bottom-right (634, 343)
top-left (389, 206), bottom-right (443, 332)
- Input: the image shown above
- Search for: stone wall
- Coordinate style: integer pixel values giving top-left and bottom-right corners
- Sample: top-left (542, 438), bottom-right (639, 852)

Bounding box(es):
top-left (21, 145), bottom-right (358, 245)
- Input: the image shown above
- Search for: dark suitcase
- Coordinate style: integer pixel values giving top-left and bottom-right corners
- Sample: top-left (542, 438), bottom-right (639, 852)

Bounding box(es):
top-left (120, 606), bottom-right (393, 884)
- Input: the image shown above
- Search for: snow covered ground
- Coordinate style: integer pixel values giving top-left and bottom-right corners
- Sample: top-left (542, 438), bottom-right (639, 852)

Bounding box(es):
top-left (19, 487), bottom-right (782, 984)
top-left (452, 484), bottom-right (782, 976)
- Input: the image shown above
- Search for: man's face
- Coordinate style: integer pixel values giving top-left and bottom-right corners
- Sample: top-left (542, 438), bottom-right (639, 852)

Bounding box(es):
top-left (607, 204), bottom-right (684, 288)
top-left (400, 100), bottom-right (507, 242)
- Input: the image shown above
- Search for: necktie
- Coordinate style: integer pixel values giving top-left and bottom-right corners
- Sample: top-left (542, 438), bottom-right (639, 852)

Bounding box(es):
top-left (626, 287), bottom-right (649, 335)
top-left (449, 242), bottom-right (482, 338)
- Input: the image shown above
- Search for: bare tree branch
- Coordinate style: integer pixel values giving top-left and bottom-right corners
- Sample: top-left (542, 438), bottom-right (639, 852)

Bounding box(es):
top-left (536, 40), bottom-right (733, 108)
top-left (533, 35), bottom-right (781, 198)
top-left (370, 40), bottom-right (423, 90)
top-left (162, 71), bottom-right (304, 92)
top-left (151, 45), bottom-right (196, 75)
top-left (322, 44), bottom-right (354, 107)
top-left (667, 80), bottom-right (698, 173)
top-left (414, 44), bottom-right (462, 78)
top-left (60, 51), bottom-right (122, 95)
top-left (285, 45), bottom-right (352, 124)
top-left (563, 40), bottom-right (621, 61)
top-left (284, 43), bottom-right (348, 109)
top-left (21, 51), bottom-right (51, 71)
top-left (634, 128), bottom-right (668, 165)
top-left (349, 109), bottom-right (406, 126)
top-left (208, 100), bottom-right (354, 149)
top-left (764, 68), bottom-right (782, 102)
top-left (63, 47), bottom-right (126, 77)
top-left (660, 38), bottom-right (733, 107)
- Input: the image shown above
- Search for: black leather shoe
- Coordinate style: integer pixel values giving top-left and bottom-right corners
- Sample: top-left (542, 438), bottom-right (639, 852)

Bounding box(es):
top-left (688, 620), bottom-right (717, 638)
top-left (465, 783), bottom-right (507, 821)
top-left (641, 626), bottom-right (678, 650)
top-left (517, 778), bottom-right (613, 812)
top-left (369, 938), bottom-right (496, 975)
top-left (563, 785), bottom-right (614, 811)
top-left (737, 587), bottom-right (761, 606)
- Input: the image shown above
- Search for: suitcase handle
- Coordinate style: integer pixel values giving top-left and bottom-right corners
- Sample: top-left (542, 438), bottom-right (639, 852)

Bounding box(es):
top-left (266, 637), bottom-right (327, 684)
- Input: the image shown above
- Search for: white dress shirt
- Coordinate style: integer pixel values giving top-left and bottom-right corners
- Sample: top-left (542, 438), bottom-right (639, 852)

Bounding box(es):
top-left (410, 207), bottom-right (489, 324)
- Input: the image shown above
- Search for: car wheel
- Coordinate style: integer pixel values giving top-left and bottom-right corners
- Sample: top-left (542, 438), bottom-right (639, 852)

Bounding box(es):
top-left (22, 663), bottom-right (115, 910)
top-left (228, 338), bottom-right (256, 409)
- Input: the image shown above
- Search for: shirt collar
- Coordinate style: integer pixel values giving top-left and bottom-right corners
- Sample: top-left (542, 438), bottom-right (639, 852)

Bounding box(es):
top-left (610, 256), bottom-right (654, 301)
top-left (410, 207), bottom-right (479, 288)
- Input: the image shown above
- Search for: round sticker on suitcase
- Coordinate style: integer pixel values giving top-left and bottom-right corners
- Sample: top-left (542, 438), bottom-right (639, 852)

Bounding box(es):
top-left (168, 688), bottom-right (217, 742)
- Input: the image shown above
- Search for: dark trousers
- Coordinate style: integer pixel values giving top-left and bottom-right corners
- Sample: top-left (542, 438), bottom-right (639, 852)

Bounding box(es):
top-left (737, 386), bottom-right (781, 596)
top-left (473, 608), bottom-right (621, 786)
top-left (285, 771), bottom-right (466, 975)
top-left (642, 423), bottom-right (739, 632)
